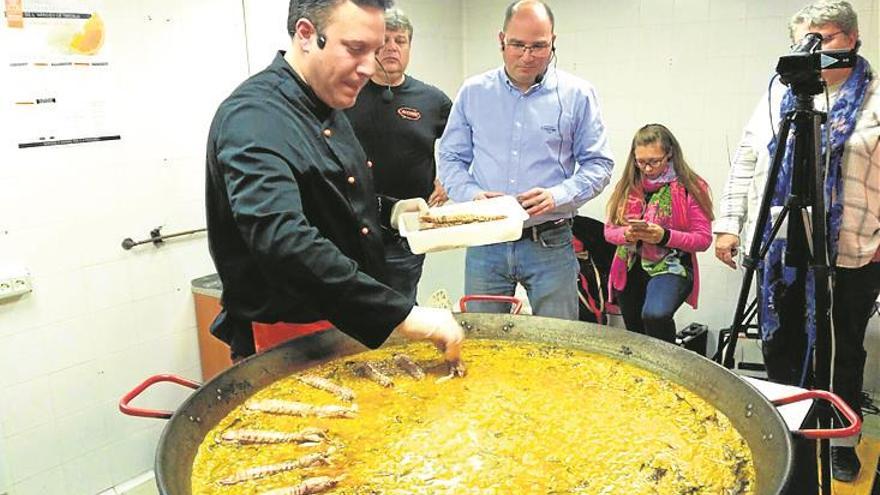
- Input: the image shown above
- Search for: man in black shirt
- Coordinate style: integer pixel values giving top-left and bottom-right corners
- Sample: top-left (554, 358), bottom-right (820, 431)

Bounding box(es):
top-left (205, 0), bottom-right (463, 361)
top-left (346, 7), bottom-right (452, 304)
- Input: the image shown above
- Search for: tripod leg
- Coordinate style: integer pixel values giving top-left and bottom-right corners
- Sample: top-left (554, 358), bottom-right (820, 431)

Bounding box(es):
top-left (720, 113), bottom-right (795, 368)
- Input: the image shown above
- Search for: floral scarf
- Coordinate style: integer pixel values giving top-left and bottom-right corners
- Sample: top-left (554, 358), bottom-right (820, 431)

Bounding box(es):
top-left (759, 56), bottom-right (873, 384)
top-left (614, 165), bottom-right (688, 278)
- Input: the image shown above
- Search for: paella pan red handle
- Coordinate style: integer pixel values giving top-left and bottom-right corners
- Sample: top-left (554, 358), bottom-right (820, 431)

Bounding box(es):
top-left (119, 374), bottom-right (201, 419)
top-left (771, 389), bottom-right (861, 439)
top-left (459, 295), bottom-right (523, 314)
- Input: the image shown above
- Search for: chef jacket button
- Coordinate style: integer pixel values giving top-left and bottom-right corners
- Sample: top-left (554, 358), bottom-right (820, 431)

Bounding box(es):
top-left (366, 160), bottom-right (373, 168)
top-left (323, 128), bottom-right (333, 138)
top-left (360, 227), bottom-right (370, 236)
top-left (347, 176), bottom-right (356, 184)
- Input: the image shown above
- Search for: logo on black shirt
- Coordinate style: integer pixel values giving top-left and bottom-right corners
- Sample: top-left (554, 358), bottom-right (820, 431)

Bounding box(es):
top-left (396, 106), bottom-right (422, 121)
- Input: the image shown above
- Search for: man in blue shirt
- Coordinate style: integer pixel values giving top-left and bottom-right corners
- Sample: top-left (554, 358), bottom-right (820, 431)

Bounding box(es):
top-left (438, 0), bottom-right (613, 319)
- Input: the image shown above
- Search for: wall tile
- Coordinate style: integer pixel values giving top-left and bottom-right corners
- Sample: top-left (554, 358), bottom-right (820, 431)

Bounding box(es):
top-left (9, 466), bottom-right (67, 495)
top-left (42, 317), bottom-right (100, 373)
top-left (48, 360), bottom-right (107, 417)
top-left (55, 405), bottom-right (112, 463)
top-left (0, 377), bottom-right (53, 437)
top-left (60, 447), bottom-right (114, 495)
top-left (0, 443), bottom-right (8, 495)
top-left (4, 422), bottom-right (61, 483)
top-left (89, 303), bottom-right (142, 361)
top-left (674, 0), bottom-right (710, 23)
top-left (600, 0), bottom-right (641, 28)
top-left (103, 425), bottom-right (162, 487)
top-left (641, 0), bottom-right (675, 25)
top-left (82, 261), bottom-right (134, 314)
top-left (0, 272), bottom-right (88, 336)
top-left (704, 20), bottom-right (750, 57)
top-left (98, 348), bottom-right (164, 412)
top-left (129, 292), bottom-right (187, 340)
top-left (153, 330), bottom-right (200, 379)
top-left (0, 327), bottom-right (51, 388)
top-left (124, 254), bottom-right (172, 303)
top-left (709, 0), bottom-right (746, 21)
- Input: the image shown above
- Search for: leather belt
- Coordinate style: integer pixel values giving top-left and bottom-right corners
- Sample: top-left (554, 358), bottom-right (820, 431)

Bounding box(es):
top-left (519, 218), bottom-right (572, 241)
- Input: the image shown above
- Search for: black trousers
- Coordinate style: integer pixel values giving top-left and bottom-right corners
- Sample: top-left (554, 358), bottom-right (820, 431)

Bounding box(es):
top-left (830, 262), bottom-right (880, 423)
top-left (760, 261), bottom-right (879, 495)
top-left (762, 261), bottom-right (880, 416)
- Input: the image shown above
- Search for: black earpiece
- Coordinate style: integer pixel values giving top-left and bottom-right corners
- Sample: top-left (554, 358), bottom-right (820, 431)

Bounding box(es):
top-left (317, 34), bottom-right (326, 49)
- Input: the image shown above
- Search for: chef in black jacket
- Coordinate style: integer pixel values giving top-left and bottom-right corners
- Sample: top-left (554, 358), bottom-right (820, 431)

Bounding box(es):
top-left (205, 0), bottom-right (463, 362)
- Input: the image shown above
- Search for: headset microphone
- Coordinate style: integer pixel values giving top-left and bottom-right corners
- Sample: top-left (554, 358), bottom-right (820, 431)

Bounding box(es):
top-left (317, 34), bottom-right (326, 49)
top-left (534, 46), bottom-right (556, 85)
top-left (382, 87), bottom-right (394, 103)
top-left (374, 57), bottom-right (394, 104)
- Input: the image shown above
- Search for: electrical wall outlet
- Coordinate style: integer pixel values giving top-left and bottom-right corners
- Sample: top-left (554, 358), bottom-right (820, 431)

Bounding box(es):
top-left (0, 265), bottom-right (32, 301)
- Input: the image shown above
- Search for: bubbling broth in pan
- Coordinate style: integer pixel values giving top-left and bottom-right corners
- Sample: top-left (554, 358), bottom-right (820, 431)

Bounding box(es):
top-left (192, 340), bottom-right (755, 494)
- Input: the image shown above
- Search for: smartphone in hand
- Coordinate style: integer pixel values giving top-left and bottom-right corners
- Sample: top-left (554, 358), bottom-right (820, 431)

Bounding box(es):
top-left (628, 219), bottom-right (648, 230)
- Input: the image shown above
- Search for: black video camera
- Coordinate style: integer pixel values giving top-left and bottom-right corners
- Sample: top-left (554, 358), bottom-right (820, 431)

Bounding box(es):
top-left (776, 32), bottom-right (858, 96)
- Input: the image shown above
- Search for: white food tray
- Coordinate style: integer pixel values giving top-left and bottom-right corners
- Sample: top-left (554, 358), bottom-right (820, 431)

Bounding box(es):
top-left (398, 195), bottom-right (529, 254)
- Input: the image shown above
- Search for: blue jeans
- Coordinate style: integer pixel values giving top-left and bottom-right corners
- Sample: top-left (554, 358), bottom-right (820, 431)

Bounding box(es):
top-left (464, 223), bottom-right (578, 319)
top-left (616, 263), bottom-right (692, 343)
top-left (384, 236), bottom-right (425, 305)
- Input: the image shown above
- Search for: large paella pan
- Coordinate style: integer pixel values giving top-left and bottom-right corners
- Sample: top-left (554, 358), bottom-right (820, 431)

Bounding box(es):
top-left (120, 313), bottom-right (858, 494)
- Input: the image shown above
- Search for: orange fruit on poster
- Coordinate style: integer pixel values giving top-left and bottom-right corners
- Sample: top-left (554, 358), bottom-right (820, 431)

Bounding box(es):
top-left (69, 13), bottom-right (105, 55)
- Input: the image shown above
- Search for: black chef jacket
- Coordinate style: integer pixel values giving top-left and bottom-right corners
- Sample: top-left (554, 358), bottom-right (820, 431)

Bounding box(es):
top-left (205, 51), bottom-right (412, 357)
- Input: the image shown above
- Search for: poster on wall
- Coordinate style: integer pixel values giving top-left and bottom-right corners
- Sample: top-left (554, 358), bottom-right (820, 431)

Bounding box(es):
top-left (2, 0), bottom-right (121, 149)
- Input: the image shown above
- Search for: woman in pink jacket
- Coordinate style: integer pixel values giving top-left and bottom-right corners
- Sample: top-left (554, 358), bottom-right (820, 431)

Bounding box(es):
top-left (604, 124), bottom-right (713, 343)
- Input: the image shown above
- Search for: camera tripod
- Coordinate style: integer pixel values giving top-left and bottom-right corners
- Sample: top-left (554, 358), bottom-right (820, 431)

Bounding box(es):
top-left (717, 88), bottom-right (839, 493)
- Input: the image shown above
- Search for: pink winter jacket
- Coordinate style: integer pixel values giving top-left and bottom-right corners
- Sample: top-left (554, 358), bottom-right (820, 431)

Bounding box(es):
top-left (604, 182), bottom-right (713, 309)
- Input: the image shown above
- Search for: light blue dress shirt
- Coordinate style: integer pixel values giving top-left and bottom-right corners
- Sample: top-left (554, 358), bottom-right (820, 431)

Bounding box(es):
top-left (438, 67), bottom-right (614, 227)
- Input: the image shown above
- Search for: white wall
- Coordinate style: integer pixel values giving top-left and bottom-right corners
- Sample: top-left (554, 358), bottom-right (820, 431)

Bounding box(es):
top-left (0, 1), bottom-right (247, 494)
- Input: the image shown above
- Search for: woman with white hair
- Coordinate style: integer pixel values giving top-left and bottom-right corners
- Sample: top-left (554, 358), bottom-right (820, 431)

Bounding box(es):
top-left (714, 0), bottom-right (879, 482)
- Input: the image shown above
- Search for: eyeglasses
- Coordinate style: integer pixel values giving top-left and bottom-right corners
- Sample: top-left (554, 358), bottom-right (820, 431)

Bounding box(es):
top-left (819, 30), bottom-right (844, 46)
top-left (503, 41), bottom-right (552, 57)
top-left (635, 154), bottom-right (669, 169)
top-left (790, 30), bottom-right (847, 50)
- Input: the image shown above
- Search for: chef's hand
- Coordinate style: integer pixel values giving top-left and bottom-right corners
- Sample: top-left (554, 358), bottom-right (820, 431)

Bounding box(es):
top-left (715, 233), bottom-right (740, 269)
top-left (395, 306), bottom-right (464, 362)
top-left (516, 188), bottom-right (555, 217)
top-left (428, 179), bottom-right (448, 207)
top-left (473, 191), bottom-right (504, 201)
top-left (390, 198), bottom-right (429, 230)
top-left (629, 223), bottom-right (665, 244)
